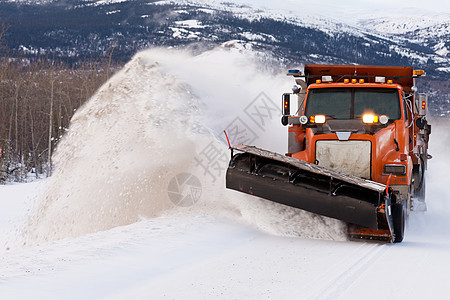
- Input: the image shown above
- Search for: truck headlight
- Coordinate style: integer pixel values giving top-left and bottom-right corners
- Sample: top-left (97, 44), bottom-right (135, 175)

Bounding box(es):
top-left (379, 115), bottom-right (389, 125)
top-left (384, 164), bottom-right (406, 175)
top-left (299, 115), bottom-right (308, 125)
top-left (362, 114), bottom-right (378, 124)
top-left (310, 115), bottom-right (326, 124)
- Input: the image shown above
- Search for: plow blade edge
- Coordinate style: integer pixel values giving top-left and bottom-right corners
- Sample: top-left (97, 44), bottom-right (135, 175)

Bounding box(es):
top-left (226, 146), bottom-right (394, 231)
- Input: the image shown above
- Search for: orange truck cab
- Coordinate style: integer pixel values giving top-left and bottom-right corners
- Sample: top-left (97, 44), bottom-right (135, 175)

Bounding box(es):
top-left (283, 65), bottom-right (431, 216)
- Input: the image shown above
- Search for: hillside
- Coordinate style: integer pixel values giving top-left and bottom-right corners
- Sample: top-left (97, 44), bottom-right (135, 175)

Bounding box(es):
top-left (0, 0), bottom-right (449, 116)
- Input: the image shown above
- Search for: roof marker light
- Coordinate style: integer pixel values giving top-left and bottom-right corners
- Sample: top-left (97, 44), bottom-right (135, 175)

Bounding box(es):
top-left (344, 78), bottom-right (350, 83)
top-left (359, 79), bottom-right (365, 83)
top-left (316, 79), bottom-right (322, 84)
top-left (387, 79), bottom-right (394, 84)
top-left (351, 79), bottom-right (357, 83)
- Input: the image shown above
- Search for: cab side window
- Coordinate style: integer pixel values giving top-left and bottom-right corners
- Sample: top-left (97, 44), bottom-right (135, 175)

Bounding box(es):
top-left (403, 97), bottom-right (409, 123)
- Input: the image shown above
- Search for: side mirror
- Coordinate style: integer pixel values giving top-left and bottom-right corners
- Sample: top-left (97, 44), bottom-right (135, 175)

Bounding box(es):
top-left (416, 93), bottom-right (427, 116)
top-left (415, 118), bottom-right (427, 129)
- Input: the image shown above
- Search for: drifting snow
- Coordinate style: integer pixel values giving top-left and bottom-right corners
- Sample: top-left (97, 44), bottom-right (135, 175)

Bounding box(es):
top-left (18, 45), bottom-right (346, 247)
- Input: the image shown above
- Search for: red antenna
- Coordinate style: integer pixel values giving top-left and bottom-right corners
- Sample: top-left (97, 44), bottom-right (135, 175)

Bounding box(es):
top-left (224, 130), bottom-right (231, 148)
top-left (385, 173), bottom-right (392, 194)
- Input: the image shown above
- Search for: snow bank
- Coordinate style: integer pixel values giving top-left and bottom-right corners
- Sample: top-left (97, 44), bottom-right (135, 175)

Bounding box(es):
top-left (21, 44), bottom-right (347, 246)
top-left (0, 181), bottom-right (44, 250)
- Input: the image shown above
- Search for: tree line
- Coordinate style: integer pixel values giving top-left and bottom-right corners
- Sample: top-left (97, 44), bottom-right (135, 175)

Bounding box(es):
top-left (0, 51), bottom-right (118, 182)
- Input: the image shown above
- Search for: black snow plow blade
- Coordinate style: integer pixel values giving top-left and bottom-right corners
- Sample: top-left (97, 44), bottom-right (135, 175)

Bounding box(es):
top-left (226, 146), bottom-right (395, 241)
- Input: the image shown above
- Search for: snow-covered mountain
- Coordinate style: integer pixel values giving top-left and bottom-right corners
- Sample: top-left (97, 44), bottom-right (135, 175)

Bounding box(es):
top-left (0, 0), bottom-right (449, 115)
top-left (2, 0), bottom-right (449, 66)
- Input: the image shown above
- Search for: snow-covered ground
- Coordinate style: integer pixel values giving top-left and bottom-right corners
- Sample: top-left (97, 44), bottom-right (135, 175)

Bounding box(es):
top-left (1, 47), bottom-right (450, 299)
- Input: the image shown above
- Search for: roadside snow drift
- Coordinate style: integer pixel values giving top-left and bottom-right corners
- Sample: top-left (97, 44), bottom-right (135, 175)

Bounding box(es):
top-left (22, 44), bottom-right (347, 246)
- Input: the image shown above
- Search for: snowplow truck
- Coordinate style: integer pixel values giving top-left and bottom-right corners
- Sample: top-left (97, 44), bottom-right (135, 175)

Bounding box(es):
top-left (226, 65), bottom-right (431, 243)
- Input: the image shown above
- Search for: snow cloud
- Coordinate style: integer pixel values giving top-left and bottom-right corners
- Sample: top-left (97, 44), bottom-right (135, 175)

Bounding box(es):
top-left (22, 44), bottom-right (347, 245)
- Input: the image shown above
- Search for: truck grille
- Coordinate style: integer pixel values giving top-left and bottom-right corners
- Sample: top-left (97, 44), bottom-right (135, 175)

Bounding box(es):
top-left (315, 140), bottom-right (371, 179)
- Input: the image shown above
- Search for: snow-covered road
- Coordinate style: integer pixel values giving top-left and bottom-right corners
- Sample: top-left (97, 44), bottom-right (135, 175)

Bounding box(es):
top-left (0, 180), bottom-right (449, 299)
top-left (1, 127), bottom-right (450, 299)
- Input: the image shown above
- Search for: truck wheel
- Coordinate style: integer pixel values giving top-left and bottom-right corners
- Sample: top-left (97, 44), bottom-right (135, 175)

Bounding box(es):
top-left (392, 201), bottom-right (406, 243)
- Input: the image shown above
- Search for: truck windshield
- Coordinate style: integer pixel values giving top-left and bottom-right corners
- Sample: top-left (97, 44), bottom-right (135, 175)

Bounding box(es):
top-left (305, 88), bottom-right (401, 120)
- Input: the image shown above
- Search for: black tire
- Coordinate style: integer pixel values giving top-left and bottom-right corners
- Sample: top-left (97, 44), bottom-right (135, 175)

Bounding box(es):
top-left (392, 201), bottom-right (406, 243)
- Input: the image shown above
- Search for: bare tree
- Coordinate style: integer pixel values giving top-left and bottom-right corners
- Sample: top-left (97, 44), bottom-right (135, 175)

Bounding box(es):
top-left (0, 50), bottom-right (120, 182)
top-left (47, 65), bottom-right (55, 176)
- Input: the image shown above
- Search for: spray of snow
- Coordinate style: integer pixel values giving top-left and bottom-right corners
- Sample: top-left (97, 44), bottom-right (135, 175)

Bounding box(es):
top-left (407, 118), bottom-right (450, 240)
top-left (24, 52), bottom-right (202, 243)
top-left (22, 43), bottom-right (349, 245)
